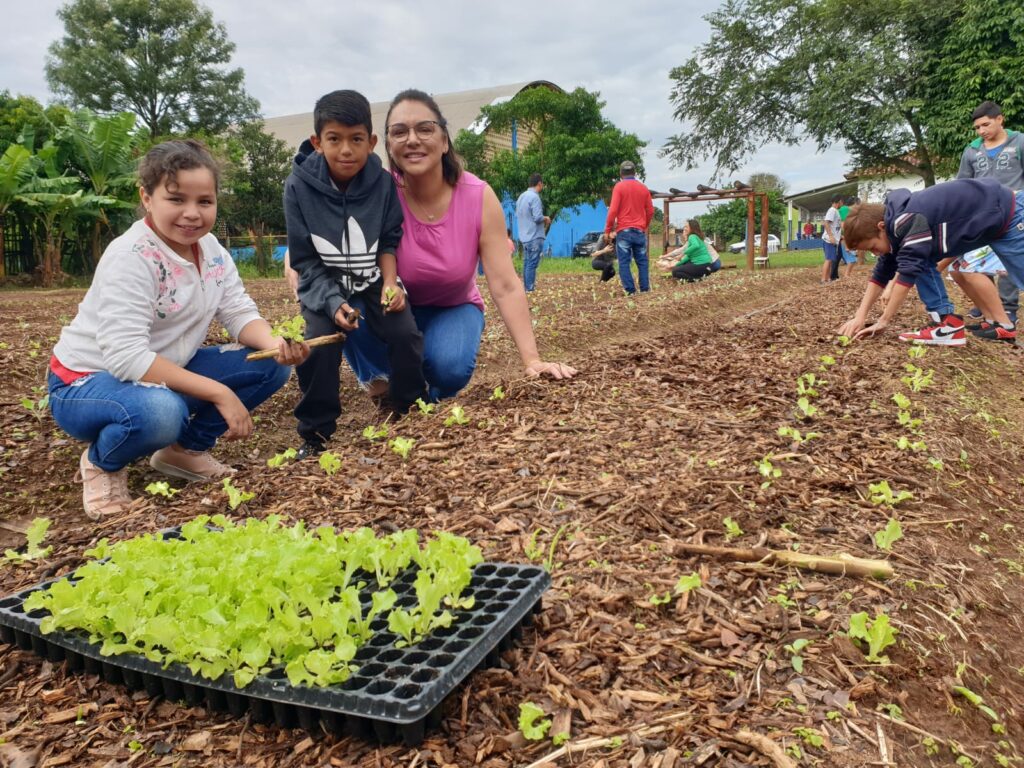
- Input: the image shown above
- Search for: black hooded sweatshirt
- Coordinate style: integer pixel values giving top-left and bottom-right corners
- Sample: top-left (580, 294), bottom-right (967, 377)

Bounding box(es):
top-left (284, 141), bottom-right (403, 319)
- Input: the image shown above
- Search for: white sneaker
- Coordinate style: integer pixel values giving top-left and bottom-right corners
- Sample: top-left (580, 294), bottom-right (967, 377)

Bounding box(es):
top-left (76, 450), bottom-right (132, 521)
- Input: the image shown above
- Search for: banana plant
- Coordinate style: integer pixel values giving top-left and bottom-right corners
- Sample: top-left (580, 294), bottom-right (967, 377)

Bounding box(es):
top-left (0, 144), bottom-right (41, 278)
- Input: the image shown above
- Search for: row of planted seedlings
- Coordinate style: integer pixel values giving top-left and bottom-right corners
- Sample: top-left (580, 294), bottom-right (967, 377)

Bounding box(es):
top-left (20, 515), bottom-right (489, 691)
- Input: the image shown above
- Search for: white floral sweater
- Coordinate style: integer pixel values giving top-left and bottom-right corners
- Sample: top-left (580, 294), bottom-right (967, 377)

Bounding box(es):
top-left (53, 219), bottom-right (263, 382)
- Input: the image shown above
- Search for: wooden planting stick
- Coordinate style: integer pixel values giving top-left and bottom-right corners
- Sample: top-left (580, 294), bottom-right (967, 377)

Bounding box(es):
top-left (671, 542), bottom-right (894, 580)
top-left (245, 332), bottom-right (346, 361)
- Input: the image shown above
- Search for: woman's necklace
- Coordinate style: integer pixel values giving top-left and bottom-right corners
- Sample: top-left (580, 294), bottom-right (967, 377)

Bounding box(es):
top-left (405, 185), bottom-right (450, 222)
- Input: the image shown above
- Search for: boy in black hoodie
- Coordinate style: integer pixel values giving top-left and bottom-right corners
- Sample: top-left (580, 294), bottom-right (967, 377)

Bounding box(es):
top-left (285, 90), bottom-right (427, 456)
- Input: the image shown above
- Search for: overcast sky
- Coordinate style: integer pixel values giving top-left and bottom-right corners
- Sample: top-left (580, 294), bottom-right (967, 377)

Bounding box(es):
top-left (3, 0), bottom-right (852, 220)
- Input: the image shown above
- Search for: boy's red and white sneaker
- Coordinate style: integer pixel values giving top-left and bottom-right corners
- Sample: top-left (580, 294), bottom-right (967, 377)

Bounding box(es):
top-left (897, 313), bottom-right (966, 346)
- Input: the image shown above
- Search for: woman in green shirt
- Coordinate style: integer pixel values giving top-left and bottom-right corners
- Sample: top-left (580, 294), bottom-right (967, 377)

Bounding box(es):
top-left (669, 219), bottom-right (714, 282)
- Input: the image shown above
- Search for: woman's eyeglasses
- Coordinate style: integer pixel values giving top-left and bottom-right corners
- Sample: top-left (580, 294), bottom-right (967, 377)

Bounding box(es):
top-left (386, 120), bottom-right (442, 142)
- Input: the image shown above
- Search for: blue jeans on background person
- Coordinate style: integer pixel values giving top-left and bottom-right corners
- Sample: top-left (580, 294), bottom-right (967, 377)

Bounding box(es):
top-left (990, 191), bottom-right (1024, 293)
top-left (615, 228), bottom-right (650, 294)
top-left (47, 346), bottom-right (291, 472)
top-left (522, 237), bottom-right (545, 292)
top-left (912, 261), bottom-right (956, 317)
top-left (344, 300), bottom-right (485, 402)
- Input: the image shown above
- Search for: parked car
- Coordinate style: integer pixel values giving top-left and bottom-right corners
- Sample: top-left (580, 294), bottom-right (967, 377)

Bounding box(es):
top-left (729, 234), bottom-right (780, 253)
top-left (571, 231), bottom-right (604, 258)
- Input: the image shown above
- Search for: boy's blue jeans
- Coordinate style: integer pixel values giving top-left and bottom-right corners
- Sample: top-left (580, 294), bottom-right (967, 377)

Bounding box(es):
top-left (344, 300), bottom-right (485, 402)
top-left (990, 191), bottom-right (1024, 293)
top-left (48, 346), bottom-right (291, 472)
top-left (911, 262), bottom-right (956, 317)
top-left (615, 228), bottom-right (650, 294)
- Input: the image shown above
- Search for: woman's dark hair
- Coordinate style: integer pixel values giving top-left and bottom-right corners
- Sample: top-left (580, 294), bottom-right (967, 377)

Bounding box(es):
top-left (686, 218), bottom-right (704, 239)
top-left (385, 89), bottom-right (462, 186)
top-left (138, 139), bottom-right (220, 194)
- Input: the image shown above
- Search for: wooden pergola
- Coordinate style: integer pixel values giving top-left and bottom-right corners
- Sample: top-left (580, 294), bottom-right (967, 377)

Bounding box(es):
top-left (654, 183), bottom-right (771, 270)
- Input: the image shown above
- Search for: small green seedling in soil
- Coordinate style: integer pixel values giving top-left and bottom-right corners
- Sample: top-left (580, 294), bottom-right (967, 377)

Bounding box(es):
top-left (414, 398), bottom-right (435, 415)
top-left (20, 389), bottom-right (49, 421)
top-left (723, 517), bottom-right (743, 540)
top-left (796, 397), bottom-right (818, 420)
top-left (489, 385), bottom-right (506, 401)
top-left (878, 703), bottom-right (904, 720)
top-left (649, 591), bottom-right (672, 606)
top-left (819, 354), bottom-right (836, 368)
top-left (908, 345), bottom-right (927, 359)
top-left (756, 455), bottom-right (782, 488)
top-left (537, 524), bottom-right (568, 572)
top-left (778, 425), bottom-right (821, 445)
top-left (928, 457), bottom-right (944, 472)
top-left (902, 364), bottom-right (934, 392)
top-left (897, 410), bottom-right (923, 432)
top-left (552, 732), bottom-right (569, 747)
top-left (4, 517), bottom-right (52, 564)
top-left (796, 373), bottom-right (820, 397)
top-left (869, 480), bottom-right (913, 507)
top-left (389, 437), bottom-right (415, 460)
top-left (145, 481), bottom-right (179, 498)
top-left (362, 423), bottom-right (389, 441)
top-left (953, 686), bottom-right (1000, 723)
top-left (784, 637), bottom-right (811, 673)
top-left (836, 335), bottom-right (852, 347)
top-left (518, 702), bottom-right (551, 741)
top-left (674, 573), bottom-right (702, 594)
top-left (874, 518), bottom-right (904, 551)
top-left (221, 478), bottom-right (254, 510)
top-left (128, 740), bottom-right (143, 753)
top-left (271, 314), bottom-right (306, 342)
top-left (524, 529), bottom-right (544, 563)
top-left (895, 436), bottom-right (927, 452)
top-left (318, 451), bottom-right (341, 476)
top-left (266, 448), bottom-right (297, 468)
top-left (793, 727), bottom-right (824, 748)
top-left (892, 392), bottom-right (912, 410)
top-left (922, 737), bottom-right (940, 756)
top-left (444, 404), bottom-right (470, 426)
top-left (847, 611), bottom-right (898, 663)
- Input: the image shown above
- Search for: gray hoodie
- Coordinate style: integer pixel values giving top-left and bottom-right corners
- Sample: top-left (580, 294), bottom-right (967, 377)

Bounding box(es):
top-left (284, 142), bottom-right (403, 318)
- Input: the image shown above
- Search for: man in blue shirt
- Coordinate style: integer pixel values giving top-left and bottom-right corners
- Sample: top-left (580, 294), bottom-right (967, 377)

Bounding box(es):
top-left (515, 173), bottom-right (550, 292)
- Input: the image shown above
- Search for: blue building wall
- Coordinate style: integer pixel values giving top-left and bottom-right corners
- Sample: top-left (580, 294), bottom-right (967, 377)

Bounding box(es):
top-left (505, 197), bottom-right (609, 258)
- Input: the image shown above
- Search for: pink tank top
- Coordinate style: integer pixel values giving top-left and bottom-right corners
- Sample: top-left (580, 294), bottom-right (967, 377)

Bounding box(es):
top-left (395, 172), bottom-right (485, 312)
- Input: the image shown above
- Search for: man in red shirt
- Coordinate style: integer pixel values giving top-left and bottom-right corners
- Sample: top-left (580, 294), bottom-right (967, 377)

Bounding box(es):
top-left (605, 160), bottom-right (655, 294)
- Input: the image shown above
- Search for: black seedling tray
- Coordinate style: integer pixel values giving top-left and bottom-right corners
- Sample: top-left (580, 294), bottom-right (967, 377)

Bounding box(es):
top-left (0, 538), bottom-right (549, 745)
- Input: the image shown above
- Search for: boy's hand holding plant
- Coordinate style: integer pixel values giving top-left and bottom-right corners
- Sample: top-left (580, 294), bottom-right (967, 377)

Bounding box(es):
top-left (381, 282), bottom-right (405, 313)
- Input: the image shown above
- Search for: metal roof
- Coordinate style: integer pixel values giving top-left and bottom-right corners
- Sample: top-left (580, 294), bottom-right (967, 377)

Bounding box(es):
top-left (262, 80), bottom-right (564, 158)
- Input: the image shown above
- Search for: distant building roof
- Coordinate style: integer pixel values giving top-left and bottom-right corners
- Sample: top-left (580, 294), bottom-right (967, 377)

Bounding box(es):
top-left (262, 80), bottom-right (564, 159)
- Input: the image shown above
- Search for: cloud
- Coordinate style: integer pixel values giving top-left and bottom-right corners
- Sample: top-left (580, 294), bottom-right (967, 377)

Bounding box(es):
top-left (3, 0), bottom-right (853, 218)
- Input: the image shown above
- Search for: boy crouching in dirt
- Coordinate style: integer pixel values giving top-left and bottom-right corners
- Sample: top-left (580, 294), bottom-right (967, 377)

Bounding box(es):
top-left (836, 178), bottom-right (1024, 345)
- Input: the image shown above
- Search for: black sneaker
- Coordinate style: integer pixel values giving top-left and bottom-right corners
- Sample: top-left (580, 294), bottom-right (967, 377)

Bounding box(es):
top-left (973, 324), bottom-right (1017, 343)
top-left (600, 265), bottom-right (616, 282)
top-left (296, 439), bottom-right (325, 460)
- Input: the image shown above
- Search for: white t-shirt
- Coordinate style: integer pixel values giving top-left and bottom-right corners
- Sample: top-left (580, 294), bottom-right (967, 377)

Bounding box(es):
top-left (824, 206), bottom-right (841, 244)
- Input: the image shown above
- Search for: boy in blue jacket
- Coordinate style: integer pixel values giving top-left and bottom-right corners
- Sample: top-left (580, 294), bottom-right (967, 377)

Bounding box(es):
top-left (285, 90), bottom-right (427, 456)
top-left (837, 178), bottom-right (1024, 344)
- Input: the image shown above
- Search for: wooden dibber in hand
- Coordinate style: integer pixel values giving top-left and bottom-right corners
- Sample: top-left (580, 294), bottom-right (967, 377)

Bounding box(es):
top-left (245, 332), bottom-right (346, 361)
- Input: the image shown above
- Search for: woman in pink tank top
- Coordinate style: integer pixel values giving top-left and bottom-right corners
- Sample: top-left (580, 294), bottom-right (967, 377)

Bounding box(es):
top-left (338, 89), bottom-right (577, 400)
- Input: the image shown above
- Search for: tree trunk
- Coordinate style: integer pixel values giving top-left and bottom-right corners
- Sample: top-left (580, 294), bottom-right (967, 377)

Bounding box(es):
top-left (90, 219), bottom-right (103, 272)
top-left (40, 235), bottom-right (64, 288)
top-left (0, 217), bottom-right (6, 279)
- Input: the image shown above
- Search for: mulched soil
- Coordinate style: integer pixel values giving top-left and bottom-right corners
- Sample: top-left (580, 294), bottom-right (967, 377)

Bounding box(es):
top-left (1, 267), bottom-right (1024, 768)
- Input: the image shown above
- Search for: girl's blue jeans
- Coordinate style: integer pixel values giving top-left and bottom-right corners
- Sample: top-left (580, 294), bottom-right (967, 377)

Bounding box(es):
top-left (343, 299), bottom-right (485, 402)
top-left (47, 345), bottom-right (291, 472)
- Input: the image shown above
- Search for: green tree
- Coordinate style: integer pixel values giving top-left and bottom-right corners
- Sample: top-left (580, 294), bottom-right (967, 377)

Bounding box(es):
top-left (747, 172), bottom-right (787, 194)
top-left (0, 92), bottom-right (70, 154)
top-left (46, 0), bottom-right (260, 137)
top-left (663, 0), bottom-right (964, 186)
top-left (221, 121), bottom-right (291, 275)
top-left (918, 0), bottom-right (1024, 176)
top-left (0, 145), bottom-right (41, 278)
top-left (699, 190), bottom-right (786, 246)
top-left (454, 87), bottom-right (645, 219)
top-left (58, 111), bottom-right (141, 269)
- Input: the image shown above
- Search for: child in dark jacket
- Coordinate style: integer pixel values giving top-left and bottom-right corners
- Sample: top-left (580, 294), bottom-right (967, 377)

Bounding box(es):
top-left (837, 178), bottom-right (1024, 344)
top-left (285, 90), bottom-right (427, 455)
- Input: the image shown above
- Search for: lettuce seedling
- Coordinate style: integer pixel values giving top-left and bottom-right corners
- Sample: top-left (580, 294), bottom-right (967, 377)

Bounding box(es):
top-left (848, 611), bottom-right (898, 662)
top-left (271, 315), bottom-right (306, 342)
top-left (490, 386), bottom-right (506, 400)
top-left (389, 437), bottom-right (415, 460)
top-left (266, 448), bottom-right (297, 468)
top-left (222, 478), bottom-right (254, 510)
top-left (145, 481), bottom-right (178, 498)
top-left (414, 398), bottom-right (435, 415)
top-left (319, 451), bottom-right (341, 476)
top-left (518, 702), bottom-right (552, 741)
top-left (723, 517), bottom-right (743, 540)
top-left (873, 519), bottom-right (904, 551)
top-left (674, 573), bottom-right (701, 593)
top-left (4, 517), bottom-right (52, 564)
top-left (444, 405), bottom-right (470, 426)
top-left (869, 480), bottom-right (913, 507)
top-left (362, 424), bottom-right (389, 441)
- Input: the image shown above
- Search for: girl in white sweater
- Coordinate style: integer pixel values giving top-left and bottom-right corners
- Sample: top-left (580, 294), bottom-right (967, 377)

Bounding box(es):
top-left (48, 140), bottom-right (308, 520)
